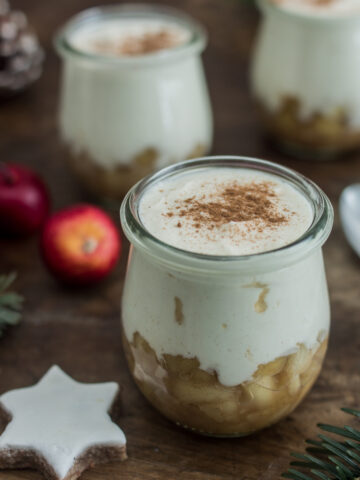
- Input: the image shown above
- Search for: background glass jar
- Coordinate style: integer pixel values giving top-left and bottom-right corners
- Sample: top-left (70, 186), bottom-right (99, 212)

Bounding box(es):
top-left (120, 156), bottom-right (333, 437)
top-left (251, 0), bottom-right (360, 159)
top-left (55, 5), bottom-right (213, 200)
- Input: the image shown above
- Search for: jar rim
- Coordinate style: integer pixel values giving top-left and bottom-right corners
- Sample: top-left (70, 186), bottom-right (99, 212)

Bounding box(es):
top-left (257, 0), bottom-right (360, 25)
top-left (120, 156), bottom-right (334, 274)
top-left (54, 3), bottom-right (207, 66)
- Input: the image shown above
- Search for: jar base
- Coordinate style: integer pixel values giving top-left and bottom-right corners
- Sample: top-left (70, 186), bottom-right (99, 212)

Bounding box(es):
top-left (270, 137), bottom-right (353, 162)
top-left (174, 423), bottom-right (250, 438)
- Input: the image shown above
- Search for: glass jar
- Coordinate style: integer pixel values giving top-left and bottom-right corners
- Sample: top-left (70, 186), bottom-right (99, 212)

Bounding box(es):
top-left (55, 5), bottom-right (213, 200)
top-left (120, 156), bottom-right (333, 437)
top-left (251, 0), bottom-right (360, 159)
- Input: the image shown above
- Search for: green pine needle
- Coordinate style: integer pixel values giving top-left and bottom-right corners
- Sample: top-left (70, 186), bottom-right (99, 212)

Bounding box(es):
top-left (282, 409), bottom-right (360, 479)
top-left (0, 272), bottom-right (23, 335)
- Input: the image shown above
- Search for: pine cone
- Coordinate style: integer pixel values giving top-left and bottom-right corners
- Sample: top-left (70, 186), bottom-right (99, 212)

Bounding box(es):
top-left (0, 2), bottom-right (44, 98)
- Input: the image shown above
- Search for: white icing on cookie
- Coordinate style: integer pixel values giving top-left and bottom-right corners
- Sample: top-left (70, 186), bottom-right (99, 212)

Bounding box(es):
top-left (0, 365), bottom-right (126, 480)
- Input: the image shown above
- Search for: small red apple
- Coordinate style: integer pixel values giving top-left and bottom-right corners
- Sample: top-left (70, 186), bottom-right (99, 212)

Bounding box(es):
top-left (41, 204), bottom-right (121, 285)
top-left (0, 163), bottom-right (50, 236)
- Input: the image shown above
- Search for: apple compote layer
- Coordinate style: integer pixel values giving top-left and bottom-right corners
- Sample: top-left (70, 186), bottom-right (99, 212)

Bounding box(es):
top-left (64, 143), bottom-right (208, 200)
top-left (123, 331), bottom-right (327, 436)
top-left (258, 97), bottom-right (360, 158)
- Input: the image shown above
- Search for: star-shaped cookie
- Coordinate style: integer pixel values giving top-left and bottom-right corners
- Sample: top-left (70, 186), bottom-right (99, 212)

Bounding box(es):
top-left (0, 365), bottom-right (127, 480)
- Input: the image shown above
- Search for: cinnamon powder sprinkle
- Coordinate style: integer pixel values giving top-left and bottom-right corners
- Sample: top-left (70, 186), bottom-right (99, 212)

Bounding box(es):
top-left (165, 181), bottom-right (290, 230)
top-left (121, 30), bottom-right (181, 55)
top-left (95, 30), bottom-right (183, 57)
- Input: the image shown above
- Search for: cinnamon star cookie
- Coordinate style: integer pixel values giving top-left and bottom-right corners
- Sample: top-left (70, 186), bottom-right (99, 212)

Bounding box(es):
top-left (0, 365), bottom-right (127, 480)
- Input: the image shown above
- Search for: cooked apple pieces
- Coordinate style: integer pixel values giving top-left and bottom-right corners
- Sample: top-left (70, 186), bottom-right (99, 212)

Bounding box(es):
top-left (259, 96), bottom-right (360, 157)
top-left (123, 331), bottom-right (327, 436)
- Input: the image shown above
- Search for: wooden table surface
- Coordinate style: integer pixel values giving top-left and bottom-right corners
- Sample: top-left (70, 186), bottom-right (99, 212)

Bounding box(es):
top-left (1, 0), bottom-right (360, 479)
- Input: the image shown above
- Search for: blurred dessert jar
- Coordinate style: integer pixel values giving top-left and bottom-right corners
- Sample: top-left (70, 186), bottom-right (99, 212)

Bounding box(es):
top-left (251, 0), bottom-right (360, 158)
top-left (120, 156), bottom-right (334, 437)
top-left (55, 5), bottom-right (213, 199)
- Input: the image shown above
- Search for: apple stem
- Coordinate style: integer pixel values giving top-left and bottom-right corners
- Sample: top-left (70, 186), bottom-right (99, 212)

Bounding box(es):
top-left (82, 237), bottom-right (98, 254)
top-left (0, 162), bottom-right (16, 185)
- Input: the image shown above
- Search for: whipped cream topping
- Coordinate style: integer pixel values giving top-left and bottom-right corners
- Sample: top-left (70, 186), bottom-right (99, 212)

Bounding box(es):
top-left (271, 0), bottom-right (360, 17)
top-left (69, 18), bottom-right (191, 57)
top-left (139, 167), bottom-right (313, 255)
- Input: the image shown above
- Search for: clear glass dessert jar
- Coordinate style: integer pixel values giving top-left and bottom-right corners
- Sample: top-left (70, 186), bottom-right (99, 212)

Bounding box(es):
top-left (120, 156), bottom-right (333, 437)
top-left (55, 5), bottom-right (213, 199)
top-left (251, 0), bottom-right (360, 159)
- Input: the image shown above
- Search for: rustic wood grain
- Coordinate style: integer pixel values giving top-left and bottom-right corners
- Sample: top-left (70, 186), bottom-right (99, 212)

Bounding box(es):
top-left (0, 0), bottom-right (360, 479)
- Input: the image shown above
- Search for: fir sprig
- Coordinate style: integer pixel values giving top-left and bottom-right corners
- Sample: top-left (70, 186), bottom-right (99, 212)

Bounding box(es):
top-left (0, 272), bottom-right (23, 335)
top-left (282, 408), bottom-right (360, 480)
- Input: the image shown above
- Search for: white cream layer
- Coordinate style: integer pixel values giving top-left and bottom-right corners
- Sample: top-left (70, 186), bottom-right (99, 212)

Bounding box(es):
top-left (272, 0), bottom-right (360, 17)
top-left (122, 247), bottom-right (330, 387)
top-left (139, 168), bottom-right (313, 256)
top-left (252, 1), bottom-right (360, 126)
top-left (69, 18), bottom-right (191, 57)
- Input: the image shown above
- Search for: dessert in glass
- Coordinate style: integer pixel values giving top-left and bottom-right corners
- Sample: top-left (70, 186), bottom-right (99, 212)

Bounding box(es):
top-left (120, 156), bottom-right (333, 436)
top-left (251, 0), bottom-right (360, 159)
top-left (55, 5), bottom-right (213, 199)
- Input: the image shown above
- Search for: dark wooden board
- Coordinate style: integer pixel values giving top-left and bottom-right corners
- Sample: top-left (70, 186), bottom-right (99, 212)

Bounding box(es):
top-left (1, 0), bottom-right (360, 479)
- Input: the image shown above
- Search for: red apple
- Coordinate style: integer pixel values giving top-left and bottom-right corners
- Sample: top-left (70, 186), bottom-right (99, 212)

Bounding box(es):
top-left (41, 204), bottom-right (121, 285)
top-left (0, 163), bottom-right (50, 236)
